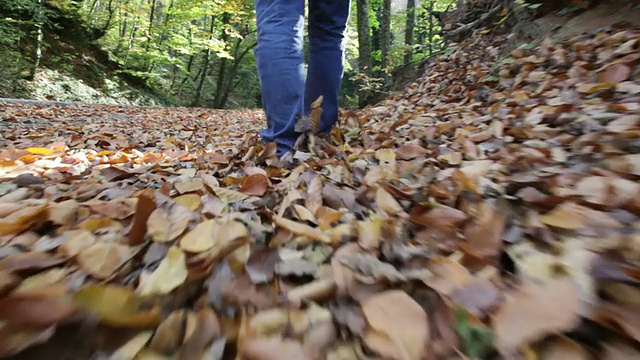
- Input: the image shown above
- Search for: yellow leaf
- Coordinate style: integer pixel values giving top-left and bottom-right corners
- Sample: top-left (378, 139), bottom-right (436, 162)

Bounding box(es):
top-left (146, 205), bottom-right (191, 243)
top-left (77, 243), bottom-right (130, 279)
top-left (26, 147), bottom-right (53, 156)
top-left (77, 217), bottom-right (123, 232)
top-left (57, 230), bottom-right (97, 258)
top-left (0, 204), bottom-right (47, 236)
top-left (539, 202), bottom-right (585, 230)
top-left (47, 200), bottom-right (78, 226)
top-left (137, 246), bottom-right (188, 296)
top-left (375, 187), bottom-right (404, 216)
top-left (179, 219), bottom-right (216, 253)
top-left (72, 285), bottom-right (162, 327)
top-left (174, 194), bottom-right (202, 211)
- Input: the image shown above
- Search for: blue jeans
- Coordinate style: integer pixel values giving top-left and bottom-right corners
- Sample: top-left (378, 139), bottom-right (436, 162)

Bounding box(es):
top-left (254, 0), bottom-right (351, 156)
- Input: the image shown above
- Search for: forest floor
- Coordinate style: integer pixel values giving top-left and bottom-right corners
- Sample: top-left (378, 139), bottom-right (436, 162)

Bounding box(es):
top-left (1, 14), bottom-right (640, 360)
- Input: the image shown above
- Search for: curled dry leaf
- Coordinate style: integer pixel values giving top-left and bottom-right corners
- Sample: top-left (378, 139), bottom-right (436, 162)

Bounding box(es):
top-left (273, 216), bottom-right (330, 244)
top-left (492, 278), bottom-right (581, 356)
top-left (360, 290), bottom-right (429, 360)
top-left (181, 219), bottom-right (248, 255)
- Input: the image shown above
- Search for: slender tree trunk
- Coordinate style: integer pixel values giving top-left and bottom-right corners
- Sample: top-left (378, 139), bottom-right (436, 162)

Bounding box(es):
top-left (213, 13), bottom-right (231, 108)
top-left (102, 0), bottom-right (115, 31)
top-left (356, 0), bottom-right (372, 106)
top-left (218, 41), bottom-right (257, 108)
top-left (404, 0), bottom-right (416, 65)
top-left (29, 0), bottom-right (44, 80)
top-left (428, 0), bottom-right (435, 56)
top-left (192, 15), bottom-right (216, 107)
top-left (145, 0), bottom-right (158, 53)
top-left (380, 0), bottom-right (391, 85)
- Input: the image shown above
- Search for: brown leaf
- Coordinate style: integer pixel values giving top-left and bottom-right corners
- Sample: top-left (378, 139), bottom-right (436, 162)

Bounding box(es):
top-left (464, 200), bottom-right (507, 257)
top-left (361, 290), bottom-right (429, 360)
top-left (0, 252), bottom-right (66, 273)
top-left (607, 154), bottom-right (640, 176)
top-left (493, 278), bottom-right (581, 355)
top-left (100, 166), bottom-right (134, 181)
top-left (0, 270), bottom-right (19, 295)
top-left (0, 294), bottom-right (76, 328)
top-left (47, 200), bottom-right (79, 226)
top-left (601, 64), bottom-right (631, 83)
top-left (305, 175), bottom-right (323, 216)
top-left (129, 190), bottom-right (156, 246)
top-left (539, 202), bottom-right (586, 230)
top-left (239, 174), bottom-right (270, 196)
top-left (273, 216), bottom-right (330, 243)
top-left (450, 277), bottom-right (501, 317)
top-left (395, 144), bottom-right (428, 160)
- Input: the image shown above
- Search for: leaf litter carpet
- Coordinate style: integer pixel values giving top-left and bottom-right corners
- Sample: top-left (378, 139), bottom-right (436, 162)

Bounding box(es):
top-left (1, 28), bottom-right (640, 360)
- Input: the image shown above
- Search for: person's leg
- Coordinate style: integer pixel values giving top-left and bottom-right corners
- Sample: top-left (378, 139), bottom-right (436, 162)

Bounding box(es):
top-left (305, 0), bottom-right (351, 134)
top-left (254, 0), bottom-right (305, 155)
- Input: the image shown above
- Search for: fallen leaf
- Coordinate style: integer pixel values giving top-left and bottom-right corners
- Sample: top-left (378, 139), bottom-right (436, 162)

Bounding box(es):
top-left (109, 331), bottom-right (154, 360)
top-left (174, 194), bottom-right (202, 211)
top-left (492, 278), bottom-right (581, 355)
top-left (273, 216), bottom-right (330, 243)
top-left (0, 204), bottom-right (47, 236)
top-left (361, 290), bottom-right (429, 360)
top-left (137, 246), bottom-right (188, 296)
top-left (77, 242), bottom-right (130, 279)
top-left (72, 285), bottom-right (161, 327)
top-left (239, 174), bottom-right (269, 196)
top-left (147, 204), bottom-right (191, 243)
top-left (0, 295), bottom-right (76, 328)
top-left (174, 179), bottom-right (204, 194)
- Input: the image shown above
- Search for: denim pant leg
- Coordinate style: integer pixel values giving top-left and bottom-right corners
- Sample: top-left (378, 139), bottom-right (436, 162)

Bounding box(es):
top-left (254, 0), bottom-right (305, 155)
top-left (305, 0), bottom-right (351, 134)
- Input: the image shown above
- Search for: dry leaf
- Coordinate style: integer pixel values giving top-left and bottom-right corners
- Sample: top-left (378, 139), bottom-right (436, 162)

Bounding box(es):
top-left (240, 174), bottom-right (269, 196)
top-left (77, 243), bottom-right (130, 279)
top-left (147, 205), bottom-right (191, 243)
top-left (137, 246), bottom-right (188, 296)
top-left (493, 278), bottom-right (581, 355)
top-left (72, 285), bottom-right (161, 327)
top-left (361, 290), bottom-right (429, 360)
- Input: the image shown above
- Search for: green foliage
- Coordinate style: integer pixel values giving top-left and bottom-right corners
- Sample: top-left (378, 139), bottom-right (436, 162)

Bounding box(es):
top-left (454, 305), bottom-right (495, 359)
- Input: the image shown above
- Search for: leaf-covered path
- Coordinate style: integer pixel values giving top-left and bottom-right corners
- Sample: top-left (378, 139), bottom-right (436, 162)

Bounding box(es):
top-left (1, 28), bottom-right (640, 359)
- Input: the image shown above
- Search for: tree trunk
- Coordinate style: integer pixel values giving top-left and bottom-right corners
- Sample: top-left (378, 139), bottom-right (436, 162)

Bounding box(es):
top-left (380, 0), bottom-right (391, 84)
top-left (356, 0), bottom-right (372, 106)
top-left (428, 0), bottom-right (435, 56)
top-left (145, 0), bottom-right (158, 53)
top-left (192, 15), bottom-right (215, 107)
top-left (29, 0), bottom-right (44, 80)
top-left (213, 13), bottom-right (231, 108)
top-left (404, 0), bottom-right (416, 65)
